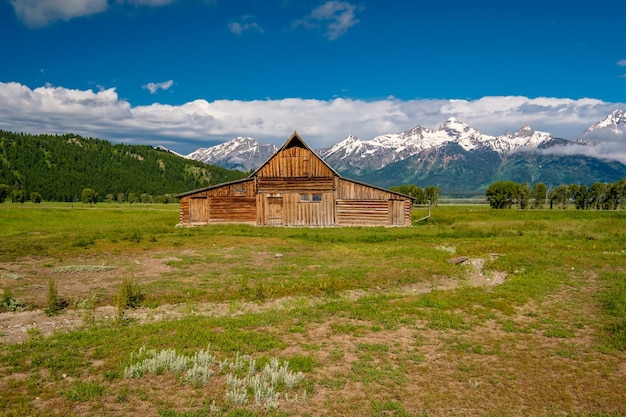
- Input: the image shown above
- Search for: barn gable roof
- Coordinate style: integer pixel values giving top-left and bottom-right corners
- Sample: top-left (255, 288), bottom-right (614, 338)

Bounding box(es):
top-left (251, 131), bottom-right (341, 178)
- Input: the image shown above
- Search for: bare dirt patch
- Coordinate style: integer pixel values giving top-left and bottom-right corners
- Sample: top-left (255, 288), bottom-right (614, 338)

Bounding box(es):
top-left (1, 253), bottom-right (506, 345)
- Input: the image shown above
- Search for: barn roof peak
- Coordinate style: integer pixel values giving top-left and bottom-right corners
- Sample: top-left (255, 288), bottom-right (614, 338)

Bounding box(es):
top-left (251, 131), bottom-right (341, 178)
top-left (280, 131), bottom-right (308, 151)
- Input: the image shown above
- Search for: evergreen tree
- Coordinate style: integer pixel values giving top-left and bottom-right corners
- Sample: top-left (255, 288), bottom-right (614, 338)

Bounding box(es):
top-left (0, 184), bottom-right (9, 203)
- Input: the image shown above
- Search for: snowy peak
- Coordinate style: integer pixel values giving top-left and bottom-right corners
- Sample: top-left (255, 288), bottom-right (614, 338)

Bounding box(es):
top-left (439, 117), bottom-right (470, 135)
top-left (186, 136), bottom-right (277, 172)
top-left (515, 124), bottom-right (534, 137)
top-left (491, 125), bottom-right (553, 153)
top-left (583, 109), bottom-right (626, 137)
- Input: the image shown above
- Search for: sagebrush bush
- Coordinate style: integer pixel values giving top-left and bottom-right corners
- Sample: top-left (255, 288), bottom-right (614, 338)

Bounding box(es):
top-left (1, 287), bottom-right (26, 312)
top-left (44, 278), bottom-right (67, 316)
top-left (124, 346), bottom-right (306, 409)
top-left (118, 275), bottom-right (143, 309)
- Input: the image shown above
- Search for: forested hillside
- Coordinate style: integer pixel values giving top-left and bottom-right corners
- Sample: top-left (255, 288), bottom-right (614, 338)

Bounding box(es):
top-left (0, 131), bottom-right (247, 202)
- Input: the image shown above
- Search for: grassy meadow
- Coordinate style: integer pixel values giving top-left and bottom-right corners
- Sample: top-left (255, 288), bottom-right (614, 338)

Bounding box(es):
top-left (0, 202), bottom-right (625, 416)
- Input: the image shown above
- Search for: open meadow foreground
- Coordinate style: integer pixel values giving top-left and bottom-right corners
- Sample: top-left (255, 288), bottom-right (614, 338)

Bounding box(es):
top-left (0, 203), bottom-right (625, 417)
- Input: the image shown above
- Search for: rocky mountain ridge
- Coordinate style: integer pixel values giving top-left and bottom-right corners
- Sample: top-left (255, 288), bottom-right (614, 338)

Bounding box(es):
top-left (184, 110), bottom-right (626, 194)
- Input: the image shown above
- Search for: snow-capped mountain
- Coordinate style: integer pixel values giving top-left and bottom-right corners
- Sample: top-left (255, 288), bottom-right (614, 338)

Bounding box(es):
top-left (320, 118), bottom-right (555, 175)
top-left (186, 137), bottom-right (277, 172)
top-left (183, 111), bottom-right (626, 194)
top-left (154, 145), bottom-right (187, 159)
top-left (581, 109), bottom-right (626, 140)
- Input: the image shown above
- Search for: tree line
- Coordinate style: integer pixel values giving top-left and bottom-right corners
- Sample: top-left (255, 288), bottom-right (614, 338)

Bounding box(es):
top-left (389, 184), bottom-right (441, 205)
top-left (485, 179), bottom-right (626, 210)
top-left (0, 130), bottom-right (247, 203)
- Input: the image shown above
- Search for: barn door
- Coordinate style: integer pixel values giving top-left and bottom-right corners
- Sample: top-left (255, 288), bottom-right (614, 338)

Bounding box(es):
top-left (267, 196), bottom-right (283, 226)
top-left (189, 197), bottom-right (208, 223)
top-left (389, 200), bottom-right (405, 226)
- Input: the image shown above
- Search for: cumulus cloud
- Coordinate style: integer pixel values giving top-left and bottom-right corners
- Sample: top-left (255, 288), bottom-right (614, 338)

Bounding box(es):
top-left (618, 59), bottom-right (626, 66)
top-left (10, 0), bottom-right (178, 27)
top-left (10, 0), bottom-right (109, 28)
top-left (142, 80), bottom-right (174, 94)
top-left (228, 15), bottom-right (264, 35)
top-left (0, 82), bottom-right (625, 160)
top-left (293, 1), bottom-right (361, 41)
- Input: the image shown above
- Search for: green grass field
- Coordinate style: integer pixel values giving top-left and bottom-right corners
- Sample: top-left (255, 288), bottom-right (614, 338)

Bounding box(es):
top-left (0, 203), bottom-right (625, 416)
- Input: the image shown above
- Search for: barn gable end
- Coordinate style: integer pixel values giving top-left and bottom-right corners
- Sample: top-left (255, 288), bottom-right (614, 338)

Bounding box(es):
top-left (177, 132), bottom-right (413, 227)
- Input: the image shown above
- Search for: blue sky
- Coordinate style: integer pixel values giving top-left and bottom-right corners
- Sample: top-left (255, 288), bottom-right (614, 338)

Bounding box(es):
top-left (0, 0), bottom-right (625, 154)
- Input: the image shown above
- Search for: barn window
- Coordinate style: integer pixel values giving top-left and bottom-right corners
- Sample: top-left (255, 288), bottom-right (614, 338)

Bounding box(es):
top-left (300, 193), bottom-right (322, 202)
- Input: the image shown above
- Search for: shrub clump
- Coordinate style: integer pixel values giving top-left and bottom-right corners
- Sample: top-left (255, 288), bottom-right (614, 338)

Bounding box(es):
top-left (44, 278), bottom-right (68, 316)
top-left (124, 347), bottom-right (307, 409)
top-left (1, 288), bottom-right (27, 312)
top-left (118, 276), bottom-right (143, 309)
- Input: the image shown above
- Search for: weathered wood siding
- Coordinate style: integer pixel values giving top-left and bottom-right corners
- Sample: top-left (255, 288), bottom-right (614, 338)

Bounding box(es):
top-left (208, 197), bottom-right (256, 224)
top-left (178, 179), bottom-right (257, 225)
top-left (257, 192), bottom-right (335, 226)
top-left (257, 177), bottom-right (334, 193)
top-left (205, 179), bottom-right (256, 197)
top-left (336, 200), bottom-right (389, 226)
top-left (336, 178), bottom-right (396, 200)
top-left (334, 178), bottom-right (412, 226)
top-left (256, 146), bottom-right (335, 178)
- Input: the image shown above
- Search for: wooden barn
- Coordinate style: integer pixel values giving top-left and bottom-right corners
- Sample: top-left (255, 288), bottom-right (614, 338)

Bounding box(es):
top-left (176, 132), bottom-right (414, 227)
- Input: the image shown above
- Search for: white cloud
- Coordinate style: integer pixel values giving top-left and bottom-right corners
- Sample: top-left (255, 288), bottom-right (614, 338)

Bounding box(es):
top-left (10, 0), bottom-right (179, 27)
top-left (142, 80), bottom-right (174, 94)
top-left (0, 82), bottom-right (625, 160)
top-left (10, 0), bottom-right (108, 28)
top-left (293, 1), bottom-right (361, 41)
top-left (228, 15), bottom-right (264, 35)
top-left (618, 59), bottom-right (626, 66)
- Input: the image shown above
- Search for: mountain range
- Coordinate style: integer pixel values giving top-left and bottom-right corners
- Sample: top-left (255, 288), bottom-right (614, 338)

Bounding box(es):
top-left (185, 110), bottom-right (626, 195)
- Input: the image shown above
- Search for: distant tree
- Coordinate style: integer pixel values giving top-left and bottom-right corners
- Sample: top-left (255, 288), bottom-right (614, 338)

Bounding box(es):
top-left (549, 185), bottom-right (570, 209)
top-left (616, 178), bottom-right (626, 210)
top-left (571, 184), bottom-right (589, 210)
top-left (140, 193), bottom-right (152, 203)
top-left (587, 182), bottom-right (607, 210)
top-left (517, 183), bottom-right (531, 209)
top-left (11, 189), bottom-right (26, 203)
top-left (603, 183), bottom-right (620, 210)
top-left (390, 184), bottom-right (428, 204)
top-left (81, 188), bottom-right (98, 204)
top-left (117, 193), bottom-right (125, 203)
top-left (105, 193), bottom-right (114, 203)
top-left (531, 183), bottom-right (547, 208)
top-left (128, 193), bottom-right (138, 204)
top-left (30, 192), bottom-right (42, 204)
top-left (486, 181), bottom-right (520, 209)
top-left (0, 184), bottom-right (9, 203)
top-left (424, 186), bottom-right (441, 206)
top-left (155, 193), bottom-right (176, 204)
